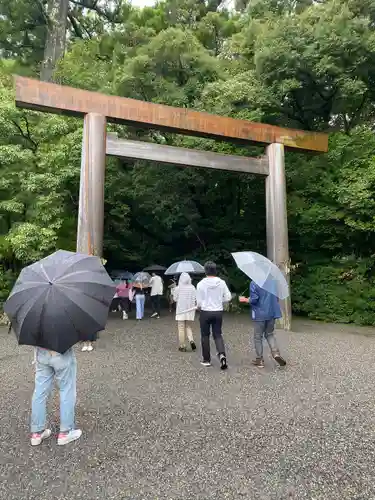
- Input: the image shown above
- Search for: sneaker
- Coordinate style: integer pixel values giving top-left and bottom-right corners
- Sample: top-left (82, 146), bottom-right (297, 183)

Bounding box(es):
top-left (252, 358), bottom-right (264, 368)
top-left (274, 354), bottom-right (287, 367)
top-left (190, 341), bottom-right (197, 351)
top-left (219, 354), bottom-right (228, 370)
top-left (178, 346), bottom-right (187, 352)
top-left (156, 315), bottom-right (160, 319)
top-left (81, 343), bottom-right (88, 352)
top-left (122, 312), bottom-right (128, 320)
top-left (30, 429), bottom-right (52, 446)
top-left (151, 312), bottom-right (157, 318)
top-left (201, 361), bottom-right (211, 367)
top-left (57, 429), bottom-right (82, 446)
top-left (87, 343), bottom-right (94, 352)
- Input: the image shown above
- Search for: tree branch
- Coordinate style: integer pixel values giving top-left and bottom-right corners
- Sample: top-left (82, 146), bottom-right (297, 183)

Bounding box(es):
top-left (68, 12), bottom-right (84, 38)
top-left (11, 118), bottom-right (38, 152)
top-left (69, 0), bottom-right (120, 22)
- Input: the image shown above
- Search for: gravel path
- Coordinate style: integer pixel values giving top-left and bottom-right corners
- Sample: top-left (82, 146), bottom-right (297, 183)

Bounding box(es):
top-left (1, 314), bottom-right (375, 500)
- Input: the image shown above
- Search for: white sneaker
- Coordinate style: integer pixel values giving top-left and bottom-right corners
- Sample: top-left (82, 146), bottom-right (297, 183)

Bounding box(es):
top-left (122, 312), bottom-right (128, 320)
top-left (57, 429), bottom-right (82, 446)
top-left (201, 361), bottom-right (212, 367)
top-left (81, 343), bottom-right (88, 352)
top-left (151, 312), bottom-right (157, 318)
top-left (30, 429), bottom-right (52, 446)
top-left (87, 344), bottom-right (94, 352)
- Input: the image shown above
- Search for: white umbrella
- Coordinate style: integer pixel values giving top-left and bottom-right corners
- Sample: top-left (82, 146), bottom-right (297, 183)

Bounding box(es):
top-left (231, 251), bottom-right (289, 300)
top-left (165, 260), bottom-right (205, 276)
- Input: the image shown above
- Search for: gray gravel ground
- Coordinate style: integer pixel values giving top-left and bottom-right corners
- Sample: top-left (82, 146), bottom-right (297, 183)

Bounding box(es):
top-left (1, 314), bottom-right (375, 500)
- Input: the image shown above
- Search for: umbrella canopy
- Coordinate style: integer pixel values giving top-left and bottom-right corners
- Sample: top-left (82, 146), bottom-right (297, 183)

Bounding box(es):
top-left (165, 260), bottom-right (205, 276)
top-left (143, 264), bottom-right (167, 273)
top-left (111, 270), bottom-right (133, 281)
top-left (132, 271), bottom-right (152, 288)
top-left (4, 250), bottom-right (115, 353)
top-left (231, 251), bottom-right (289, 300)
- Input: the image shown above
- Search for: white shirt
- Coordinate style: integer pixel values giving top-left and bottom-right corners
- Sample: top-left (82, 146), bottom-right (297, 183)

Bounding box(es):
top-left (196, 277), bottom-right (232, 312)
top-left (150, 275), bottom-right (163, 296)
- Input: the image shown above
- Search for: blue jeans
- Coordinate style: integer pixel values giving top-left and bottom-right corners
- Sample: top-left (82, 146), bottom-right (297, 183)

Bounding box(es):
top-left (253, 319), bottom-right (279, 359)
top-left (136, 294), bottom-right (145, 319)
top-left (31, 348), bottom-right (77, 433)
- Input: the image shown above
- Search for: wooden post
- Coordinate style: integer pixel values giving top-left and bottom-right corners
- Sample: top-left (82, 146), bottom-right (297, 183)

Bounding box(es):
top-left (266, 143), bottom-right (292, 331)
top-left (77, 113), bottom-right (106, 257)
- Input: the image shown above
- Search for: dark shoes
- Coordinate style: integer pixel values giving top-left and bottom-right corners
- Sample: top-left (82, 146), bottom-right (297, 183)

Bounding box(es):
top-left (178, 346), bottom-right (187, 352)
top-left (273, 354), bottom-right (287, 367)
top-left (251, 356), bottom-right (286, 368)
top-left (190, 341), bottom-right (197, 351)
top-left (219, 354), bottom-right (228, 370)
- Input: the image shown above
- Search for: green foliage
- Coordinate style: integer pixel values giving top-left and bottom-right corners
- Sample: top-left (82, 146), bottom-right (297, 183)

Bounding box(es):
top-left (292, 258), bottom-right (375, 325)
top-left (2, 0), bottom-right (375, 326)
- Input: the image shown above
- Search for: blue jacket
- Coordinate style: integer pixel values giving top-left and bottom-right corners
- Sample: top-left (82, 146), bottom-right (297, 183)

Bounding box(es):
top-left (250, 282), bottom-right (282, 321)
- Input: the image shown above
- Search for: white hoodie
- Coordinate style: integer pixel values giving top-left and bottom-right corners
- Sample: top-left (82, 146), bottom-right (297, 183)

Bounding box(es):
top-left (196, 277), bottom-right (232, 312)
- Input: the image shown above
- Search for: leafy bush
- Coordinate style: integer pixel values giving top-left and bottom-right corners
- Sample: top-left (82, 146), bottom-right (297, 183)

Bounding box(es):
top-left (292, 257), bottom-right (375, 325)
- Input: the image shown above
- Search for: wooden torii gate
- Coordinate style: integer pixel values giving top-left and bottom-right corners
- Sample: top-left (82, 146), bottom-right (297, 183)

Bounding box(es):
top-left (14, 76), bottom-right (328, 330)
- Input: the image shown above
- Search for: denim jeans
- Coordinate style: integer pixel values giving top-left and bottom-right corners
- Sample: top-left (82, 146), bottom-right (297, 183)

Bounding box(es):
top-left (31, 348), bottom-right (77, 433)
top-left (253, 319), bottom-right (279, 359)
top-left (135, 294), bottom-right (145, 319)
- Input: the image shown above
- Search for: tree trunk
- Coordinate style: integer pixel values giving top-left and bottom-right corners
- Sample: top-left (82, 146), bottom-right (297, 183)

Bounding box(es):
top-left (40, 0), bottom-right (69, 82)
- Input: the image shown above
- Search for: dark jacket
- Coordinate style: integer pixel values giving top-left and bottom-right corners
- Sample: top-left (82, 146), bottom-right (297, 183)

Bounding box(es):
top-left (250, 282), bottom-right (282, 321)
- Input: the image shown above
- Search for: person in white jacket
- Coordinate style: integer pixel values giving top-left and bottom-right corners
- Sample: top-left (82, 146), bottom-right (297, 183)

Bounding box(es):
top-left (173, 272), bottom-right (197, 352)
top-left (196, 261), bottom-right (232, 369)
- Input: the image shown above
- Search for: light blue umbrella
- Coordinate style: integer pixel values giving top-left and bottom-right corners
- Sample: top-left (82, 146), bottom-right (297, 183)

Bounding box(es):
top-left (231, 251), bottom-right (289, 299)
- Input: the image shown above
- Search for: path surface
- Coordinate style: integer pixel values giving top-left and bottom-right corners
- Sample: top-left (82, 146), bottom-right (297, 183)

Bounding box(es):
top-left (1, 315), bottom-right (375, 500)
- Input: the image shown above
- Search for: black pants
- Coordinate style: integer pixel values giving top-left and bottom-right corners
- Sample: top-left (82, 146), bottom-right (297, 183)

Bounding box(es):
top-left (120, 297), bottom-right (130, 313)
top-left (151, 295), bottom-right (161, 316)
top-left (200, 311), bottom-right (226, 362)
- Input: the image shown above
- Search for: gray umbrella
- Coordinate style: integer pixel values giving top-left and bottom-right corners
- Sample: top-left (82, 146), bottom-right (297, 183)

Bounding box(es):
top-left (4, 250), bottom-right (116, 354)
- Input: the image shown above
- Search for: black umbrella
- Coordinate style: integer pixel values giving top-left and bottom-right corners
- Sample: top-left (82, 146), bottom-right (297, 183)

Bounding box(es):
top-left (4, 250), bottom-right (115, 354)
top-left (143, 264), bottom-right (167, 273)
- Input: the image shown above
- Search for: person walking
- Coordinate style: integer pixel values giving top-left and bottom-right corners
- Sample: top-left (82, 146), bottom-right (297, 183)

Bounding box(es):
top-left (196, 261), bottom-right (232, 369)
top-left (134, 285), bottom-right (146, 321)
top-left (30, 347), bottom-right (82, 446)
top-left (240, 281), bottom-right (286, 368)
top-left (117, 280), bottom-right (131, 320)
top-left (168, 278), bottom-right (177, 312)
top-left (173, 272), bottom-right (197, 352)
top-left (150, 273), bottom-right (163, 318)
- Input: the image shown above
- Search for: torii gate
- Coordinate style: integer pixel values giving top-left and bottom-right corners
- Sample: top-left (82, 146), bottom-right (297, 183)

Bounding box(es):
top-left (14, 76), bottom-right (328, 330)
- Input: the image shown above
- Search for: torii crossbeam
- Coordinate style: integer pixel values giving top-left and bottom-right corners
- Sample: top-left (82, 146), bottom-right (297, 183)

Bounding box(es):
top-left (14, 76), bottom-right (329, 330)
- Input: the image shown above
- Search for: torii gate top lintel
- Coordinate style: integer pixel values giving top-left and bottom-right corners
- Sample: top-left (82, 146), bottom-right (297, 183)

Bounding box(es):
top-left (14, 76), bottom-right (328, 153)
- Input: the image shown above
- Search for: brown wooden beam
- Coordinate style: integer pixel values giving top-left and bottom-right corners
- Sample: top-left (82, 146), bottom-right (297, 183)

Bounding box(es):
top-left (15, 76), bottom-right (328, 152)
top-left (106, 135), bottom-right (269, 175)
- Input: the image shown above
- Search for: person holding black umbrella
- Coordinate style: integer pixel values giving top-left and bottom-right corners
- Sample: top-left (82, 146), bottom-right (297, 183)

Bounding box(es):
top-left (4, 250), bottom-right (115, 446)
